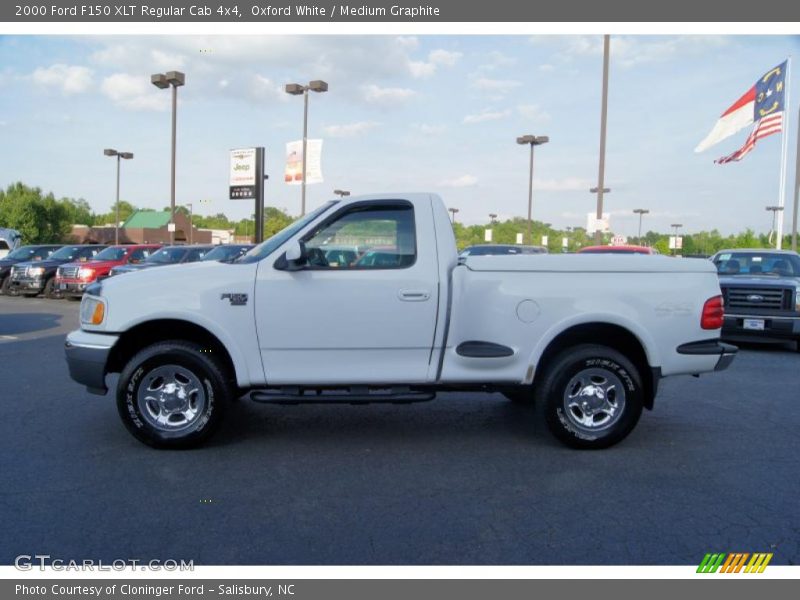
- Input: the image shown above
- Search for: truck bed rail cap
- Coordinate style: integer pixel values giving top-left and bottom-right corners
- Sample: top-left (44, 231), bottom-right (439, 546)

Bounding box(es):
top-left (463, 254), bottom-right (717, 273)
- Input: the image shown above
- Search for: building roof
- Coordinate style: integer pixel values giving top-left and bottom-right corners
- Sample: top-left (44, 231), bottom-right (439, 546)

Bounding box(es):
top-left (123, 211), bottom-right (172, 229)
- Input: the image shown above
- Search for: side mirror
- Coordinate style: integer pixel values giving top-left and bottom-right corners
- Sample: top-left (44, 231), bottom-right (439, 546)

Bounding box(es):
top-left (276, 240), bottom-right (308, 271)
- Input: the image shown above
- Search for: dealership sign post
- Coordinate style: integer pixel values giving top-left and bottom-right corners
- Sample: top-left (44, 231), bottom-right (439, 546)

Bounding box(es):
top-left (230, 147), bottom-right (266, 243)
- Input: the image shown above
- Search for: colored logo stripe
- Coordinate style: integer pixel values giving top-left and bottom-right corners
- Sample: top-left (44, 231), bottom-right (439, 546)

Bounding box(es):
top-left (697, 552), bottom-right (773, 573)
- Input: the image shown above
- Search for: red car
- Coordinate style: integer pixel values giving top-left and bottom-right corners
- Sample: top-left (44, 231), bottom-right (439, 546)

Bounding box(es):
top-left (56, 244), bottom-right (161, 298)
top-left (577, 245), bottom-right (658, 255)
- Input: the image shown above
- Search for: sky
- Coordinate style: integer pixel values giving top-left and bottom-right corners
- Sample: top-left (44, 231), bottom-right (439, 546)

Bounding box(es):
top-left (0, 34), bottom-right (799, 236)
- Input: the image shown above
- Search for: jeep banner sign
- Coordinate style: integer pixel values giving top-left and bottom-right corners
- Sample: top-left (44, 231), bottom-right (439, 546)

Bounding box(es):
top-left (229, 147), bottom-right (257, 199)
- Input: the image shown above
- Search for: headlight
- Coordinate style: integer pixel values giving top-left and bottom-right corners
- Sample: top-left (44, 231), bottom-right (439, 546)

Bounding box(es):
top-left (78, 267), bottom-right (96, 280)
top-left (80, 296), bottom-right (106, 326)
top-left (28, 266), bottom-right (45, 277)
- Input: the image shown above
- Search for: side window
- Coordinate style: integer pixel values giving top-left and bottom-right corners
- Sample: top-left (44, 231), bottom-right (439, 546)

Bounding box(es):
top-left (128, 248), bottom-right (150, 263)
top-left (304, 204), bottom-right (416, 270)
top-left (186, 248), bottom-right (207, 262)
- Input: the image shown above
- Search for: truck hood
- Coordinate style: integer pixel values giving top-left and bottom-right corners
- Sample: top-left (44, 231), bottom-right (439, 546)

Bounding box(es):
top-left (718, 274), bottom-right (800, 287)
top-left (463, 254), bottom-right (717, 273)
top-left (15, 258), bottom-right (75, 269)
top-left (98, 259), bottom-right (255, 296)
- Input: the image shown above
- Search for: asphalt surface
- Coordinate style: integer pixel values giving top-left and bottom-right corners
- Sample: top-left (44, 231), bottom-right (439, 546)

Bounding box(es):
top-left (0, 294), bottom-right (798, 566)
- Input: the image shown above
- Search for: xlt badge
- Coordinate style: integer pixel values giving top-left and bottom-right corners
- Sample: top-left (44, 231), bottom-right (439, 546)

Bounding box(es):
top-left (221, 293), bottom-right (248, 306)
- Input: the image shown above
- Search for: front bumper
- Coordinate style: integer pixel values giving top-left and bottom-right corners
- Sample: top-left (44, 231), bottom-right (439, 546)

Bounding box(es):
top-left (721, 313), bottom-right (800, 344)
top-left (676, 339), bottom-right (738, 371)
top-left (64, 330), bottom-right (119, 395)
top-left (9, 277), bottom-right (45, 293)
top-left (57, 280), bottom-right (89, 296)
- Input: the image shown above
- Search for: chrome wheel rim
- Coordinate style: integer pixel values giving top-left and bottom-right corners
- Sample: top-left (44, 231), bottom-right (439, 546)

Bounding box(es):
top-left (562, 367), bottom-right (626, 434)
top-left (136, 365), bottom-right (206, 432)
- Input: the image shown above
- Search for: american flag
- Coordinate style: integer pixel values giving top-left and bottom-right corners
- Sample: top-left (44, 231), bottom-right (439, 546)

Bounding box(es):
top-left (715, 112), bottom-right (783, 164)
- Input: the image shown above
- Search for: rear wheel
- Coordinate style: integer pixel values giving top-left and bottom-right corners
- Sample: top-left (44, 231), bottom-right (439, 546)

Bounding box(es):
top-left (43, 277), bottom-right (59, 299)
top-left (534, 344), bottom-right (644, 449)
top-left (116, 340), bottom-right (233, 449)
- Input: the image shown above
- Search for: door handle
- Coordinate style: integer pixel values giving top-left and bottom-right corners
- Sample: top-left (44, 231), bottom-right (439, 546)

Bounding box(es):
top-left (398, 289), bottom-right (431, 302)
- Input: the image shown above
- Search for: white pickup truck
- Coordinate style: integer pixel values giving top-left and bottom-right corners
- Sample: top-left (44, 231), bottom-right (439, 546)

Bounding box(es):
top-left (64, 193), bottom-right (736, 449)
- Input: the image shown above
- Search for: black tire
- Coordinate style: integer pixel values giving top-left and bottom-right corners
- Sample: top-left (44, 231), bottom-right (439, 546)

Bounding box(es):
top-left (66, 295), bottom-right (81, 301)
top-left (4, 278), bottom-right (19, 297)
top-left (116, 340), bottom-right (233, 449)
top-left (500, 386), bottom-right (534, 404)
top-left (534, 344), bottom-right (644, 449)
top-left (0, 276), bottom-right (8, 295)
top-left (43, 277), bottom-right (58, 299)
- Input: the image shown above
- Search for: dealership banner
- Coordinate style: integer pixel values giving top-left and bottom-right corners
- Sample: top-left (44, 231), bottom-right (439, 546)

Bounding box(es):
top-left (4, 0), bottom-right (800, 22)
top-left (285, 140), bottom-right (323, 186)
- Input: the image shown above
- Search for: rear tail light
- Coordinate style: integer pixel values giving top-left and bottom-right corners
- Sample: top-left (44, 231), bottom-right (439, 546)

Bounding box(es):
top-left (701, 295), bottom-right (724, 330)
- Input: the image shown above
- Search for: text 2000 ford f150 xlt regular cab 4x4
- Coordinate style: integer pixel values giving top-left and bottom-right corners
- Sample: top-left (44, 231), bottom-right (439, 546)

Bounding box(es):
top-left (64, 194), bottom-right (736, 449)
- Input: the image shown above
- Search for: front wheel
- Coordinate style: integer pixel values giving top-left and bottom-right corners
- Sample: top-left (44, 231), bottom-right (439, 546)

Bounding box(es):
top-left (117, 340), bottom-right (233, 449)
top-left (534, 344), bottom-right (644, 449)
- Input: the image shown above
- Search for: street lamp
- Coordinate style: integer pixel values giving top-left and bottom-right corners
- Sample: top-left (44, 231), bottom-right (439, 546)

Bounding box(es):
top-left (334, 189), bottom-right (350, 198)
top-left (489, 213), bottom-right (498, 225)
top-left (670, 223), bottom-right (683, 256)
top-left (151, 70), bottom-right (185, 243)
top-left (766, 206), bottom-right (784, 247)
top-left (285, 80), bottom-right (329, 216)
top-left (633, 208), bottom-right (650, 239)
top-left (448, 207), bottom-right (459, 224)
top-left (103, 148), bottom-right (134, 245)
top-left (517, 135), bottom-right (549, 245)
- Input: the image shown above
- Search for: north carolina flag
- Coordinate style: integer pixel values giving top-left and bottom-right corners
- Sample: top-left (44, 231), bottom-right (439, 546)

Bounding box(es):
top-left (695, 61), bottom-right (787, 156)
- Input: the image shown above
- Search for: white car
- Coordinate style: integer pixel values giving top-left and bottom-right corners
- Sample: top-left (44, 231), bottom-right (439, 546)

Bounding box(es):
top-left (65, 193), bottom-right (735, 449)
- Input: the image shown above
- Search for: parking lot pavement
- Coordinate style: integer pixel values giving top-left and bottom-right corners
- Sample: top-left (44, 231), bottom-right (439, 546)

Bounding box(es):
top-left (0, 295), bottom-right (798, 566)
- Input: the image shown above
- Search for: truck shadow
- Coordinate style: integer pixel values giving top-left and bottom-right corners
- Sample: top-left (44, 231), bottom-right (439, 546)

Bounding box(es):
top-left (0, 313), bottom-right (62, 335)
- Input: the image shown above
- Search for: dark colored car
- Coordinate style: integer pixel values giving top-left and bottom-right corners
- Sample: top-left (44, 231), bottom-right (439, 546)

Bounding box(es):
top-left (0, 245), bottom-right (63, 295)
top-left (460, 244), bottom-right (548, 257)
top-left (711, 249), bottom-right (800, 351)
top-left (109, 245), bottom-right (215, 277)
top-left (8, 245), bottom-right (106, 298)
top-left (201, 244), bottom-right (255, 263)
top-left (56, 244), bottom-right (161, 298)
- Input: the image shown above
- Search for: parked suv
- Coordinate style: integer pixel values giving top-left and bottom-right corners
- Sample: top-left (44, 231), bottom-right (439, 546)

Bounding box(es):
top-left (711, 249), bottom-right (800, 351)
top-left (200, 244), bottom-right (254, 263)
top-left (0, 244), bottom-right (62, 295)
top-left (109, 245), bottom-right (214, 277)
top-left (9, 245), bottom-right (106, 298)
top-left (56, 244), bottom-right (161, 298)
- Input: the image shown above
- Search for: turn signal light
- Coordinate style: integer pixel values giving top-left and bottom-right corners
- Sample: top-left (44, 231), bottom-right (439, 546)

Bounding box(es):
top-left (701, 295), bottom-right (724, 330)
top-left (90, 302), bottom-right (105, 325)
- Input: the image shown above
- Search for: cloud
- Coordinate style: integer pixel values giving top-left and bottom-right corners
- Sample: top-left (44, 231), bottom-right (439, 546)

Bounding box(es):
top-left (472, 77), bottom-right (521, 92)
top-left (439, 175), bottom-right (478, 188)
top-left (415, 123), bottom-right (446, 135)
top-left (463, 109), bottom-right (511, 124)
top-left (323, 121), bottom-right (379, 138)
top-left (31, 64), bottom-right (93, 95)
top-left (538, 64), bottom-right (556, 72)
top-left (409, 48), bottom-right (462, 78)
top-left (362, 84), bottom-right (416, 106)
top-left (246, 75), bottom-right (286, 103)
top-left (535, 177), bottom-right (593, 192)
top-left (517, 104), bottom-right (551, 122)
top-left (100, 73), bottom-right (168, 111)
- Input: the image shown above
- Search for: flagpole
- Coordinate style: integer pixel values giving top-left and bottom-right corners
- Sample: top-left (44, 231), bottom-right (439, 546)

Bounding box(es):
top-left (776, 56), bottom-right (791, 249)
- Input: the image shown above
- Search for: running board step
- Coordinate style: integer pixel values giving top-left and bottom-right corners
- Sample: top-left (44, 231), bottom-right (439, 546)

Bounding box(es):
top-left (249, 387), bottom-right (436, 405)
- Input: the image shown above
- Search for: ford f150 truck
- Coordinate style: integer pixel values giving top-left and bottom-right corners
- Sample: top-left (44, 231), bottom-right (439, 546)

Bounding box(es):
top-left (64, 194), bottom-right (736, 450)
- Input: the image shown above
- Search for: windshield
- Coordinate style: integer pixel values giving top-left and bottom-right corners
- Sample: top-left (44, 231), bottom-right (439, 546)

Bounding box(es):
top-left (50, 246), bottom-right (85, 261)
top-left (202, 245), bottom-right (248, 262)
top-left (238, 202), bottom-right (337, 263)
top-left (92, 247), bottom-right (128, 262)
top-left (146, 247), bottom-right (187, 264)
top-left (6, 246), bottom-right (42, 260)
top-left (714, 252), bottom-right (800, 277)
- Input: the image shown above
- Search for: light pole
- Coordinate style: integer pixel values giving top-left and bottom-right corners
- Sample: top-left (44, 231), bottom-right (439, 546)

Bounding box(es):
top-left (449, 207), bottom-right (459, 224)
top-left (589, 186), bottom-right (611, 242)
top-left (633, 208), bottom-right (649, 240)
top-left (593, 34), bottom-right (612, 245)
top-left (517, 135), bottom-right (549, 245)
top-left (285, 80), bottom-right (329, 216)
top-left (766, 206), bottom-right (784, 247)
top-left (151, 71), bottom-right (185, 243)
top-left (334, 189), bottom-right (350, 198)
top-left (103, 149), bottom-right (134, 245)
top-left (671, 223), bottom-right (683, 256)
